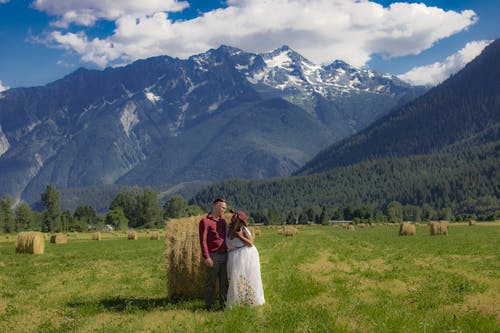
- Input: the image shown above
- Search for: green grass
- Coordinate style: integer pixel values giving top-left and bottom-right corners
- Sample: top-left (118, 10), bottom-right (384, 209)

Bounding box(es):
top-left (0, 224), bottom-right (499, 332)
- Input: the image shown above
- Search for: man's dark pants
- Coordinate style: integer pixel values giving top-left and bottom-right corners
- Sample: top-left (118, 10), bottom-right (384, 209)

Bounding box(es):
top-left (205, 252), bottom-right (228, 310)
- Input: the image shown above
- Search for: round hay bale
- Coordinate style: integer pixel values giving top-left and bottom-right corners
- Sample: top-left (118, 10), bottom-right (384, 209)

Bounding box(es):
top-left (150, 231), bottom-right (160, 240)
top-left (429, 221), bottom-right (449, 236)
top-left (280, 226), bottom-right (298, 236)
top-left (348, 225), bottom-right (355, 231)
top-left (399, 222), bottom-right (416, 236)
top-left (165, 215), bottom-right (206, 299)
top-left (91, 232), bottom-right (101, 240)
top-left (127, 230), bottom-right (138, 240)
top-left (50, 233), bottom-right (68, 244)
top-left (468, 220), bottom-right (477, 226)
top-left (16, 232), bottom-right (45, 254)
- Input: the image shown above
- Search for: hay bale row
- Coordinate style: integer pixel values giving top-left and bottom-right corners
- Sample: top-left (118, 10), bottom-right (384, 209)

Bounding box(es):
top-left (247, 226), bottom-right (261, 239)
top-left (50, 233), bottom-right (68, 244)
top-left (91, 232), bottom-right (101, 240)
top-left (341, 224), bottom-right (355, 231)
top-left (278, 226), bottom-right (299, 236)
top-left (429, 221), bottom-right (449, 236)
top-left (399, 222), bottom-right (416, 236)
top-left (165, 215), bottom-right (205, 299)
top-left (127, 230), bottom-right (138, 240)
top-left (16, 232), bottom-right (45, 254)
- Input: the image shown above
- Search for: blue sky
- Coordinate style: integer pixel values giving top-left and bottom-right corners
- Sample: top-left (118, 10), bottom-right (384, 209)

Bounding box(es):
top-left (0, 0), bottom-right (498, 91)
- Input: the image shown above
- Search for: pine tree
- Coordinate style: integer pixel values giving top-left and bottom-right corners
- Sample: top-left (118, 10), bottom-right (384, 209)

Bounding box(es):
top-left (0, 196), bottom-right (15, 233)
top-left (318, 207), bottom-right (329, 225)
top-left (41, 184), bottom-right (62, 232)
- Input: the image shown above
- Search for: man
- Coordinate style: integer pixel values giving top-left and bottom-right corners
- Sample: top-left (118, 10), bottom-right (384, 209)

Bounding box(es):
top-left (199, 197), bottom-right (228, 310)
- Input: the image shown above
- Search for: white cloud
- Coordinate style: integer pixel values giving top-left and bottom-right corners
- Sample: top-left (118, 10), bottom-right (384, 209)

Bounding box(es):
top-left (0, 80), bottom-right (9, 92)
top-left (398, 40), bottom-right (492, 86)
top-left (0, 0), bottom-right (10, 4)
top-left (34, 0), bottom-right (478, 69)
top-left (32, 0), bottom-right (189, 27)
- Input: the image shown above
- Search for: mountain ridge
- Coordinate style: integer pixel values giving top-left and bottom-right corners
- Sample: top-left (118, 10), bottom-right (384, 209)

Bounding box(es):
top-left (191, 39), bottom-right (500, 217)
top-left (0, 44), bottom-right (425, 206)
top-left (297, 38), bottom-right (500, 175)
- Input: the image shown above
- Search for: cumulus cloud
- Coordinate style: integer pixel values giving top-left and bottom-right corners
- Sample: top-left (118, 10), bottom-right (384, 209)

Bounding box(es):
top-left (34, 0), bottom-right (478, 69)
top-left (0, 0), bottom-right (10, 4)
top-left (398, 40), bottom-right (492, 86)
top-left (32, 0), bottom-right (189, 27)
top-left (0, 80), bottom-right (9, 92)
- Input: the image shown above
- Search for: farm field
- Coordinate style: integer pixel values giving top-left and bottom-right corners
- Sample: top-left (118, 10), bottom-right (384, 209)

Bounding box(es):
top-left (0, 223), bottom-right (499, 332)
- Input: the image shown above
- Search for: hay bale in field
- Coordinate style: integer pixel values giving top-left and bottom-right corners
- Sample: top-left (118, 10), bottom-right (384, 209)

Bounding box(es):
top-left (248, 226), bottom-right (261, 238)
top-left (15, 232), bottom-right (45, 254)
top-left (358, 223), bottom-right (366, 228)
top-left (469, 220), bottom-right (477, 226)
top-left (50, 233), bottom-right (68, 244)
top-left (165, 215), bottom-right (206, 299)
top-left (284, 226), bottom-right (298, 236)
top-left (91, 232), bottom-right (101, 240)
top-left (429, 221), bottom-right (449, 236)
top-left (127, 230), bottom-right (138, 240)
top-left (150, 231), bottom-right (160, 240)
top-left (399, 222), bottom-right (416, 236)
top-left (278, 226), bottom-right (298, 236)
top-left (347, 225), bottom-right (355, 231)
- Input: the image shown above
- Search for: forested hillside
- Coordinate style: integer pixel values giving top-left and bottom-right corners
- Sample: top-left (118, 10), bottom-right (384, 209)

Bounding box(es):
top-left (297, 38), bottom-right (500, 175)
top-left (191, 39), bottom-right (500, 219)
top-left (192, 141), bottom-right (499, 219)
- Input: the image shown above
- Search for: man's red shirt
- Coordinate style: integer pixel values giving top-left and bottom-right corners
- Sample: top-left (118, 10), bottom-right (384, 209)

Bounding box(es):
top-left (199, 213), bottom-right (227, 259)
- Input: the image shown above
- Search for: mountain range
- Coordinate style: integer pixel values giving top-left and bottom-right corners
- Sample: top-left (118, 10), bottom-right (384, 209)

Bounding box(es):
top-left (0, 45), bottom-right (425, 208)
top-left (192, 39), bottom-right (500, 216)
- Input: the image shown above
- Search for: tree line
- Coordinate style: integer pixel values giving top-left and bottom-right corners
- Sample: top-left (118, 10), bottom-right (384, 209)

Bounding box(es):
top-left (1, 144), bottom-right (498, 234)
top-left (0, 185), bottom-right (203, 234)
top-left (192, 143), bottom-right (499, 222)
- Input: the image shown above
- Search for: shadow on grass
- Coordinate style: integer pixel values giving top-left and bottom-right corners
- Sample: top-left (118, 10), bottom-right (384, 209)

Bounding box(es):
top-left (67, 296), bottom-right (205, 313)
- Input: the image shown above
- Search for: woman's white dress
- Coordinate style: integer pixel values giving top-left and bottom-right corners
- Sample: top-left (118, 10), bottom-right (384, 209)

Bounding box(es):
top-left (226, 227), bottom-right (265, 307)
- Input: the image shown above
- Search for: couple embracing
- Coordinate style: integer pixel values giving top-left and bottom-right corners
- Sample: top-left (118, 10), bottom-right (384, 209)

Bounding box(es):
top-left (198, 197), bottom-right (265, 311)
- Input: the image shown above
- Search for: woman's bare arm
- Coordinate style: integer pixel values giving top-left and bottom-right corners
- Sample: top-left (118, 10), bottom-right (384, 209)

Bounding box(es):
top-left (235, 227), bottom-right (253, 246)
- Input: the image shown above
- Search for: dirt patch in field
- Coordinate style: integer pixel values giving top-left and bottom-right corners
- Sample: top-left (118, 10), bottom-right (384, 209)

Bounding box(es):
top-left (299, 251), bottom-right (393, 279)
top-left (413, 256), bottom-right (446, 268)
top-left (355, 258), bottom-right (391, 272)
top-left (356, 277), bottom-right (408, 299)
top-left (439, 266), bottom-right (500, 320)
top-left (458, 293), bottom-right (500, 320)
top-left (298, 250), bottom-right (336, 282)
top-left (0, 298), bottom-right (5, 315)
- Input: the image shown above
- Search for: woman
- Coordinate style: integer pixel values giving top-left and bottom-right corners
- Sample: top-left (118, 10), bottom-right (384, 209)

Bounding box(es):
top-left (226, 209), bottom-right (265, 307)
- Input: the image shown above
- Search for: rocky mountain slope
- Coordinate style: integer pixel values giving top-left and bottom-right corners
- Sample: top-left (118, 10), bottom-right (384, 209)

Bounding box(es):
top-left (0, 45), bottom-right (425, 205)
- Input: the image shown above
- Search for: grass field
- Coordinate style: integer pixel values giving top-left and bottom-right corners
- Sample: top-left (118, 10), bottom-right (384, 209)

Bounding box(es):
top-left (0, 223), bottom-right (499, 332)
